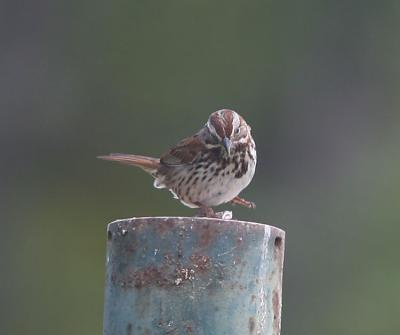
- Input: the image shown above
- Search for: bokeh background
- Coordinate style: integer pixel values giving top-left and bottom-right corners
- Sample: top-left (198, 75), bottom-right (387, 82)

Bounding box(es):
top-left (2, 1), bottom-right (400, 334)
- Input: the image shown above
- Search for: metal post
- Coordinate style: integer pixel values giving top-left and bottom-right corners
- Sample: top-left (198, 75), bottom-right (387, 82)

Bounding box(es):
top-left (103, 217), bottom-right (285, 335)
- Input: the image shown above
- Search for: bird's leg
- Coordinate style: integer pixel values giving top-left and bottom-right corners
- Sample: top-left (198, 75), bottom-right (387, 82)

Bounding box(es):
top-left (196, 206), bottom-right (216, 218)
top-left (195, 203), bottom-right (233, 220)
top-left (231, 196), bottom-right (256, 209)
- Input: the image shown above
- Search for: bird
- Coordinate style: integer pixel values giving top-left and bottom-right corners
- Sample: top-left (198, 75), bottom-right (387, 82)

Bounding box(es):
top-left (98, 109), bottom-right (256, 217)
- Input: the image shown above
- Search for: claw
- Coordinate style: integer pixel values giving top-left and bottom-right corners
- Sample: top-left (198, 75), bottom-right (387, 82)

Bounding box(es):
top-left (194, 206), bottom-right (233, 220)
top-left (215, 211), bottom-right (233, 220)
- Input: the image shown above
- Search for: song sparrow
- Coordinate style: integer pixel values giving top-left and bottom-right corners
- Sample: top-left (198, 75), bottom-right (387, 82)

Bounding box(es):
top-left (98, 109), bottom-right (256, 217)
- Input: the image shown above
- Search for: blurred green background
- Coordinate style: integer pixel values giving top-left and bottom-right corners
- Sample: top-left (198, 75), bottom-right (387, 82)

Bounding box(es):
top-left (1, 1), bottom-right (400, 334)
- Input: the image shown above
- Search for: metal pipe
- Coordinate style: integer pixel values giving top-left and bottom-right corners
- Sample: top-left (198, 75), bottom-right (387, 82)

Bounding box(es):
top-left (104, 217), bottom-right (285, 335)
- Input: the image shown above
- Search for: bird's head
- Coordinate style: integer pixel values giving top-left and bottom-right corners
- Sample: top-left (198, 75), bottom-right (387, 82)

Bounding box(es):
top-left (206, 109), bottom-right (251, 156)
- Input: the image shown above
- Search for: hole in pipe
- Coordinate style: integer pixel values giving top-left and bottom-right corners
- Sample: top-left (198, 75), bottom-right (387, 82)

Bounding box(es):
top-left (274, 236), bottom-right (282, 248)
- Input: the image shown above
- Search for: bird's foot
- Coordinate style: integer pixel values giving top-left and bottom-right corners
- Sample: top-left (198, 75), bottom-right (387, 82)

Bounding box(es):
top-left (231, 196), bottom-right (256, 209)
top-left (214, 210), bottom-right (233, 220)
top-left (196, 206), bottom-right (216, 218)
top-left (196, 206), bottom-right (233, 220)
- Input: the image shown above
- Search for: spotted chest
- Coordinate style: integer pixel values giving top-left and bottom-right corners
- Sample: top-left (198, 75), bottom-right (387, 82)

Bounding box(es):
top-left (161, 146), bottom-right (256, 208)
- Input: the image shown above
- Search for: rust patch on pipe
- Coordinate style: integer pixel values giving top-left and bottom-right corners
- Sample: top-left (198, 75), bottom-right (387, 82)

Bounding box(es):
top-left (272, 288), bottom-right (281, 334)
top-left (248, 316), bottom-right (256, 334)
top-left (112, 254), bottom-right (215, 289)
top-left (196, 222), bottom-right (220, 247)
top-left (190, 254), bottom-right (210, 272)
top-left (172, 320), bottom-right (195, 335)
top-left (157, 319), bottom-right (179, 334)
top-left (185, 325), bottom-right (193, 335)
top-left (133, 267), bottom-right (168, 288)
top-left (156, 218), bottom-right (178, 235)
top-left (126, 323), bottom-right (132, 335)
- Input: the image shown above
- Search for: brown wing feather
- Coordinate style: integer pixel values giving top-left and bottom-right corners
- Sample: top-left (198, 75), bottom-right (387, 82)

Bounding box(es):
top-left (160, 136), bottom-right (206, 166)
top-left (97, 154), bottom-right (160, 173)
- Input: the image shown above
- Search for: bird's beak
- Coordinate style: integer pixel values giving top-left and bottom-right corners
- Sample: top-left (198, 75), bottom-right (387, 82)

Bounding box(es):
top-left (222, 137), bottom-right (232, 156)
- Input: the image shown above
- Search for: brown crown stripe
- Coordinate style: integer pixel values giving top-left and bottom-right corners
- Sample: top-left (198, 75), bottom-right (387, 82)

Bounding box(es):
top-left (209, 113), bottom-right (225, 139)
top-left (223, 110), bottom-right (233, 137)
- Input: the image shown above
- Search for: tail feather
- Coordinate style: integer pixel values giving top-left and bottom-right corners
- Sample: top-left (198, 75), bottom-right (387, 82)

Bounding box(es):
top-left (97, 153), bottom-right (160, 174)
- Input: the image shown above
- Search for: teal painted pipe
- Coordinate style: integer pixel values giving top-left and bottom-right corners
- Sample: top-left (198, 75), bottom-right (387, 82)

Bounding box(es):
top-left (104, 217), bottom-right (285, 335)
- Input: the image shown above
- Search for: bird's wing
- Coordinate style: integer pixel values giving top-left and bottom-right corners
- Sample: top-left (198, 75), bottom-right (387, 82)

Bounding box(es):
top-left (160, 136), bottom-right (206, 166)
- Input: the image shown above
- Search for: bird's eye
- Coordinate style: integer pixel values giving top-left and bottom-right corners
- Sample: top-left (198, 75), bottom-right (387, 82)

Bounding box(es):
top-left (235, 128), bottom-right (240, 135)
